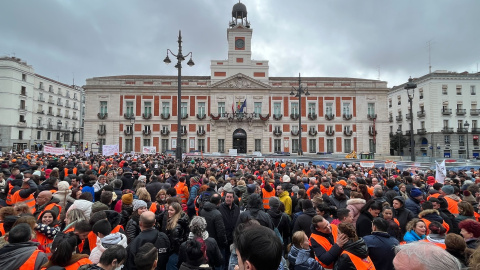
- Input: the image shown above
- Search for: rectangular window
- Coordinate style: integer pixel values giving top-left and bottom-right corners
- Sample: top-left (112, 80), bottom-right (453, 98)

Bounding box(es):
top-left (273, 102), bottom-right (281, 116)
top-left (274, 126), bottom-right (281, 133)
top-left (388, 99), bottom-right (392, 108)
top-left (162, 102), bottom-right (170, 116)
top-left (126, 101), bottom-right (134, 116)
top-left (344, 139), bottom-right (352, 153)
top-left (181, 102), bottom-right (188, 118)
top-left (20, 100), bottom-right (26, 110)
top-left (419, 88), bottom-right (424, 99)
top-left (181, 125), bottom-right (187, 134)
top-left (162, 125), bottom-right (168, 133)
top-left (292, 125), bottom-right (299, 133)
top-left (37, 131), bottom-right (41, 140)
top-left (143, 139), bottom-right (151, 147)
top-left (66, 91), bottom-right (70, 98)
top-left (37, 118), bottom-right (42, 127)
top-left (47, 132), bottom-right (51, 140)
top-left (19, 115), bottom-right (25, 123)
top-left (180, 139), bottom-right (187, 153)
top-left (327, 139), bottom-right (334, 153)
top-left (218, 102), bottom-right (226, 116)
top-left (22, 73), bottom-right (26, 81)
top-left (308, 103), bottom-right (316, 115)
top-left (343, 103), bottom-right (350, 115)
top-left (218, 139), bottom-right (225, 153)
top-left (49, 85), bottom-right (53, 92)
top-left (254, 139), bottom-right (261, 151)
top-left (274, 139), bottom-right (282, 152)
top-left (99, 124), bottom-right (106, 133)
top-left (39, 82), bottom-right (44, 90)
top-left (126, 125), bottom-right (133, 133)
top-left (368, 103), bottom-right (375, 115)
top-left (144, 125), bottom-right (151, 133)
top-left (471, 85), bottom-right (476, 95)
top-left (474, 136), bottom-right (479, 147)
top-left (161, 139), bottom-right (169, 152)
top-left (57, 88), bottom-right (62, 95)
top-left (325, 102), bottom-right (333, 115)
top-left (291, 102), bottom-right (299, 115)
top-left (64, 133), bottom-right (70, 142)
top-left (369, 139), bottom-right (376, 153)
top-left (144, 101), bottom-right (152, 116)
top-left (456, 86), bottom-right (462, 95)
top-left (459, 135), bottom-right (465, 146)
top-left (397, 96), bottom-right (401, 105)
top-left (292, 139), bottom-right (299, 153)
top-left (309, 139), bottom-right (316, 153)
top-left (443, 120), bottom-right (449, 128)
top-left (125, 139), bottom-right (133, 152)
top-left (254, 102), bottom-right (262, 115)
top-left (442, 85), bottom-right (448, 95)
top-left (21, 86), bottom-right (26, 96)
top-left (198, 139), bottom-right (205, 152)
top-left (198, 102), bottom-right (206, 117)
top-left (18, 131), bottom-right (23, 140)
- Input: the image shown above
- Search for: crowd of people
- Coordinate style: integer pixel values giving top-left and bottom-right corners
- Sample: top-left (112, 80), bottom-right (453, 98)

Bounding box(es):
top-left (0, 153), bottom-right (479, 269)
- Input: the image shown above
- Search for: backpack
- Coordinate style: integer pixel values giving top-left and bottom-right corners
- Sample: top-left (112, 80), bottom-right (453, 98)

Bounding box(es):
top-left (273, 214), bottom-right (284, 244)
top-left (195, 191), bottom-right (212, 211)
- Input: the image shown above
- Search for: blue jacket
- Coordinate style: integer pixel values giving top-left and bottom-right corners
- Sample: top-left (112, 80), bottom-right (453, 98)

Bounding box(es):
top-left (287, 245), bottom-right (323, 270)
top-left (403, 230), bottom-right (426, 243)
top-left (404, 196), bottom-right (421, 217)
top-left (187, 184), bottom-right (199, 208)
top-left (363, 232), bottom-right (399, 270)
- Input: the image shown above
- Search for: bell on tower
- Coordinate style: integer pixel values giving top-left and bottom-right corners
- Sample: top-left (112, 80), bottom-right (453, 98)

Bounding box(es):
top-left (230, 2), bottom-right (250, 28)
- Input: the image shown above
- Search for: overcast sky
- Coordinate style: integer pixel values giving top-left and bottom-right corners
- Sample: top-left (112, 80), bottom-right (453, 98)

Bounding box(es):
top-left (2, 0), bottom-right (479, 88)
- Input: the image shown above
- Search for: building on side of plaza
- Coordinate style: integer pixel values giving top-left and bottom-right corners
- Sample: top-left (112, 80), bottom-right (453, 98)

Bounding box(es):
top-left (83, 3), bottom-right (389, 156)
top-left (0, 56), bottom-right (84, 152)
top-left (389, 71), bottom-right (480, 159)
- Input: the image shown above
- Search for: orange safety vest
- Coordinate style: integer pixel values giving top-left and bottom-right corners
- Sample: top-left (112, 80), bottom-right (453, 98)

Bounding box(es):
top-left (444, 197), bottom-right (460, 214)
top-left (11, 190), bottom-right (36, 213)
top-left (64, 167), bottom-right (78, 177)
top-left (0, 223), bottom-right (5, 236)
top-left (36, 231), bottom-right (54, 257)
top-left (5, 182), bottom-right (15, 205)
top-left (175, 182), bottom-right (188, 205)
top-left (426, 193), bottom-right (441, 201)
top-left (420, 218), bottom-right (450, 234)
top-left (111, 224), bottom-right (124, 234)
top-left (309, 224), bottom-right (338, 269)
top-left (19, 249), bottom-right (42, 270)
top-left (34, 203), bottom-right (62, 222)
top-left (419, 239), bottom-right (446, 249)
top-left (306, 186), bottom-right (315, 198)
top-left (320, 185), bottom-right (334, 196)
top-left (88, 231), bottom-right (97, 252)
top-left (150, 202), bottom-right (165, 214)
top-left (341, 250), bottom-right (376, 270)
top-left (262, 188), bottom-right (275, 210)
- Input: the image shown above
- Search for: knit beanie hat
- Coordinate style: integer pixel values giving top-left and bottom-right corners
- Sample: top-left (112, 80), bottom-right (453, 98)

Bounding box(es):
top-left (132, 199), bottom-right (147, 212)
top-left (410, 188), bottom-right (423, 198)
top-left (247, 184), bottom-right (256, 194)
top-left (269, 197), bottom-right (281, 209)
top-left (57, 181), bottom-right (70, 192)
top-left (441, 185), bottom-right (454, 195)
top-left (122, 193), bottom-right (134, 205)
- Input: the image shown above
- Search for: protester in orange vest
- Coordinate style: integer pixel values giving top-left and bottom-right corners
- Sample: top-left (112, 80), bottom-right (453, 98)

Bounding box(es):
top-left (261, 180), bottom-right (275, 210)
top-left (11, 177), bottom-right (37, 214)
top-left (174, 176), bottom-right (189, 206)
top-left (34, 210), bottom-right (60, 258)
top-left (33, 191), bottom-right (62, 222)
top-left (0, 223), bottom-right (48, 270)
top-left (41, 231), bottom-right (92, 269)
top-left (335, 222), bottom-right (376, 269)
top-left (440, 185), bottom-right (461, 215)
top-left (420, 221), bottom-right (447, 249)
top-left (310, 215), bottom-right (349, 269)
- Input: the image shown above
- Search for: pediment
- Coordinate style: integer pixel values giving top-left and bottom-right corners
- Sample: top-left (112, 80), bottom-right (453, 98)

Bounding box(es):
top-left (211, 73), bottom-right (271, 90)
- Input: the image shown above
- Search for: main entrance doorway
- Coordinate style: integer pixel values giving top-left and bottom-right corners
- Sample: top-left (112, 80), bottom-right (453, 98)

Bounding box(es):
top-left (233, 129), bottom-right (247, 154)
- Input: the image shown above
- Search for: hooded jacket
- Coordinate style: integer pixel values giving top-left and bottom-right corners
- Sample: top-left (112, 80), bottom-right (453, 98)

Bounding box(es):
top-left (333, 238), bottom-right (370, 270)
top-left (403, 230), bottom-right (426, 243)
top-left (89, 232), bottom-right (127, 264)
top-left (363, 231), bottom-right (399, 270)
top-left (392, 196), bottom-right (415, 235)
top-left (292, 208), bottom-right (316, 237)
top-left (418, 209), bottom-right (444, 223)
top-left (278, 190), bottom-right (293, 215)
top-left (267, 207), bottom-right (291, 243)
top-left (356, 211), bottom-right (375, 238)
top-left (0, 242), bottom-right (48, 270)
top-left (68, 199), bottom-right (94, 220)
top-left (199, 202), bottom-right (227, 248)
top-left (346, 198), bottom-right (366, 224)
top-left (405, 196), bottom-right (422, 217)
top-left (126, 227), bottom-right (170, 270)
top-left (287, 245), bottom-right (323, 270)
top-left (237, 194), bottom-right (273, 229)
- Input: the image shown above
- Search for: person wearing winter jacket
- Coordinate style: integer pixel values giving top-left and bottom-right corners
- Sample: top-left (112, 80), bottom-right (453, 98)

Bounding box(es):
top-left (345, 192), bottom-right (366, 224)
top-left (267, 197), bottom-right (291, 250)
top-left (125, 200), bottom-right (148, 244)
top-left (292, 199), bottom-right (316, 238)
top-left (403, 218), bottom-right (427, 243)
top-left (161, 202), bottom-right (190, 268)
top-left (187, 176), bottom-right (201, 218)
top-left (287, 230), bottom-right (323, 270)
top-left (355, 200), bottom-right (382, 238)
top-left (34, 210), bottom-right (60, 256)
top-left (199, 193), bottom-right (227, 250)
top-left (328, 185), bottom-right (349, 211)
top-left (392, 196), bottom-right (415, 235)
top-left (53, 181), bottom-right (74, 213)
top-left (67, 192), bottom-right (94, 220)
top-left (333, 222), bottom-right (375, 270)
top-left (405, 188), bottom-right (423, 217)
top-left (236, 193), bottom-right (274, 229)
top-left (363, 217), bottom-right (399, 270)
top-left (89, 220), bottom-right (128, 264)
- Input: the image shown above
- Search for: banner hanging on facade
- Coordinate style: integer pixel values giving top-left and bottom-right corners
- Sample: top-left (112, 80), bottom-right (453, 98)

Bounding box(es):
top-left (44, 146), bottom-right (66, 155)
top-left (143, 146), bottom-right (157, 154)
top-left (102, 144), bottom-right (119, 156)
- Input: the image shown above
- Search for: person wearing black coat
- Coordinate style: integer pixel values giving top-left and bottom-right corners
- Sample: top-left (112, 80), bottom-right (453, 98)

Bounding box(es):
top-left (218, 191), bottom-right (240, 268)
top-left (292, 199), bottom-right (316, 237)
top-left (363, 217), bottom-right (399, 270)
top-left (333, 223), bottom-right (372, 270)
top-left (392, 196), bottom-right (415, 235)
top-left (266, 197), bottom-right (291, 248)
top-left (146, 175), bottom-right (165, 201)
top-left (356, 200), bottom-right (382, 238)
top-left (199, 194), bottom-right (228, 249)
top-left (236, 193), bottom-right (273, 229)
top-left (121, 172), bottom-right (134, 191)
top-left (384, 180), bottom-right (399, 205)
top-left (126, 211), bottom-right (170, 270)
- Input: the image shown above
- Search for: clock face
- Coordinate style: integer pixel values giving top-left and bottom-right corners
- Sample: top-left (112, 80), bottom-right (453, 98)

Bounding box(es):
top-left (235, 39), bottom-right (245, 49)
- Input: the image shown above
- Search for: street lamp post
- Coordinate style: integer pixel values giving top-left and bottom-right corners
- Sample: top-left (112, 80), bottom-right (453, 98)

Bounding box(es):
top-left (130, 117), bottom-right (135, 152)
top-left (397, 127), bottom-right (402, 156)
top-left (405, 77), bottom-right (417, 162)
top-left (290, 73), bottom-right (309, 155)
top-left (164, 30), bottom-right (195, 161)
top-left (464, 121), bottom-right (470, 159)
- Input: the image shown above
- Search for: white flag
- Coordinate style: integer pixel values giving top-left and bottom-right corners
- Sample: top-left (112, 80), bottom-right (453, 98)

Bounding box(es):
top-left (435, 160), bottom-right (446, 184)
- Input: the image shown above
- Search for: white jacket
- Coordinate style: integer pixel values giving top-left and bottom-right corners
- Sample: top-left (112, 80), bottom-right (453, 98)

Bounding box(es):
top-left (67, 199), bottom-right (93, 219)
top-left (89, 233), bottom-right (128, 264)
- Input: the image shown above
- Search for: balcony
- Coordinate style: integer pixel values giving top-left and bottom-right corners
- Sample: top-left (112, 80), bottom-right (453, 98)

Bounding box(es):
top-left (38, 97), bottom-right (45, 102)
top-left (37, 110), bottom-right (44, 114)
top-left (326, 129), bottom-right (335, 136)
top-left (142, 113), bottom-right (152, 119)
top-left (97, 129), bottom-right (106, 136)
top-left (161, 113), bottom-right (170, 120)
top-left (47, 111), bottom-right (54, 116)
top-left (441, 127), bottom-right (454, 133)
top-left (405, 130), bottom-right (412, 136)
top-left (56, 113), bottom-right (62, 117)
top-left (472, 127), bottom-right (480, 134)
top-left (72, 116), bottom-right (78, 120)
top-left (142, 130), bottom-right (151, 136)
top-left (196, 114), bottom-right (206, 120)
top-left (48, 99), bottom-right (54, 104)
top-left (290, 113), bottom-right (299, 120)
top-left (210, 112), bottom-right (269, 122)
top-left (97, 113), bottom-right (108, 119)
top-left (325, 113), bottom-right (335, 121)
top-left (344, 129), bottom-right (353, 136)
top-left (181, 130), bottom-right (188, 136)
top-left (417, 111), bottom-right (426, 118)
top-left (417, 128), bottom-right (427, 135)
top-left (308, 129), bottom-right (318, 136)
top-left (36, 124), bottom-right (44, 130)
top-left (471, 109), bottom-right (480, 116)
top-left (124, 130), bottom-right (133, 136)
top-left (308, 113), bottom-right (317, 120)
top-left (441, 108), bottom-right (452, 115)
top-left (457, 127), bottom-right (468, 133)
top-left (388, 116), bottom-right (393, 122)
top-left (17, 121), bottom-right (27, 127)
top-left (57, 101), bottom-right (63, 106)
top-left (273, 114), bottom-right (282, 120)
top-left (47, 124), bottom-right (54, 130)
top-left (405, 113), bottom-right (411, 120)
top-left (273, 130), bottom-right (282, 137)
top-left (197, 130), bottom-right (206, 136)
top-left (64, 115), bottom-right (70, 119)
top-left (181, 114), bottom-right (189, 120)
top-left (396, 115), bottom-right (402, 122)
top-left (124, 113), bottom-right (135, 119)
top-left (65, 103), bottom-right (71, 108)
top-left (291, 130), bottom-right (299, 136)
top-left (367, 113), bottom-right (377, 120)
top-left (456, 109), bottom-right (466, 116)
top-left (161, 129), bottom-right (170, 136)
top-left (343, 114), bottom-right (353, 120)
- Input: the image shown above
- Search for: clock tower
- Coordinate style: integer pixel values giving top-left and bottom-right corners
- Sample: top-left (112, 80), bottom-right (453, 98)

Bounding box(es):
top-left (211, 2), bottom-right (269, 83)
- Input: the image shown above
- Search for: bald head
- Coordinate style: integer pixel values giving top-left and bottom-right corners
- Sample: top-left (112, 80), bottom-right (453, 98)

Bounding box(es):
top-left (139, 211), bottom-right (155, 230)
top-left (36, 191), bottom-right (52, 206)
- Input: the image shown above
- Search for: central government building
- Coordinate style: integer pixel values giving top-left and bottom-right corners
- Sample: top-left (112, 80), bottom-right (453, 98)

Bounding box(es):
top-left (83, 3), bottom-right (389, 156)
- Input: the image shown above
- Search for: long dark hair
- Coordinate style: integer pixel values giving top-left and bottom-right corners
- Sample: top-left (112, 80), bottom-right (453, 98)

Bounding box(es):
top-left (38, 210), bottom-right (59, 227)
top-left (50, 232), bottom-right (78, 267)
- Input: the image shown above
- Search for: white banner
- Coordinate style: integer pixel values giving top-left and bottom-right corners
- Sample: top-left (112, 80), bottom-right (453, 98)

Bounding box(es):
top-left (143, 146), bottom-right (157, 154)
top-left (435, 160), bottom-right (446, 184)
top-left (360, 161), bottom-right (375, 168)
top-left (102, 144), bottom-right (119, 156)
top-left (384, 162), bottom-right (397, 169)
top-left (44, 146), bottom-right (66, 155)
